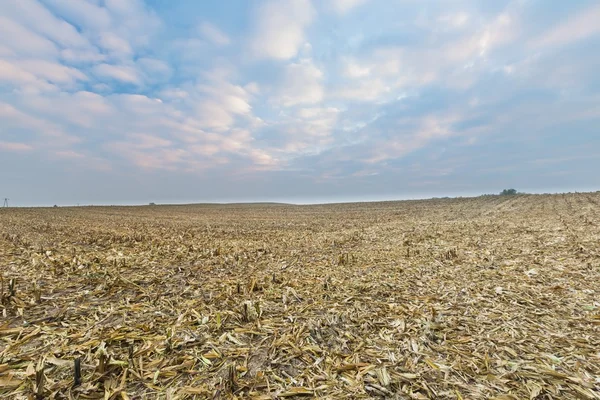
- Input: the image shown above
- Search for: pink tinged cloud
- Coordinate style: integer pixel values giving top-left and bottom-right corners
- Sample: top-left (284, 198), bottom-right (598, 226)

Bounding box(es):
top-left (0, 141), bottom-right (33, 152)
top-left (532, 4), bottom-right (600, 48)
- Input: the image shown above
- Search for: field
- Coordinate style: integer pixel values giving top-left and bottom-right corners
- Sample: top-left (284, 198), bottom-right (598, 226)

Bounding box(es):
top-left (1, 193), bottom-right (599, 399)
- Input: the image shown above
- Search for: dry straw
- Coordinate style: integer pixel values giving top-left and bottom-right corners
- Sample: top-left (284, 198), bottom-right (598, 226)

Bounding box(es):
top-left (1, 194), bottom-right (599, 398)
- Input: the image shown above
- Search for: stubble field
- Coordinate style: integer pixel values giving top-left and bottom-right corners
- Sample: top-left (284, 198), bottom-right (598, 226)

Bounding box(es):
top-left (1, 193), bottom-right (599, 399)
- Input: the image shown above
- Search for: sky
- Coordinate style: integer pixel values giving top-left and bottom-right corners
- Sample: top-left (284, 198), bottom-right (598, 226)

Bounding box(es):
top-left (1, 0), bottom-right (599, 206)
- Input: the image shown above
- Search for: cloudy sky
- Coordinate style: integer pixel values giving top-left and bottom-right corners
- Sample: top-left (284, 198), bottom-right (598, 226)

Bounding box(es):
top-left (1, 0), bottom-right (599, 206)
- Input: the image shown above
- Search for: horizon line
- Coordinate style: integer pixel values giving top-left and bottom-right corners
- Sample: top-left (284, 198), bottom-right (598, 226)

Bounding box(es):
top-left (3, 189), bottom-right (599, 209)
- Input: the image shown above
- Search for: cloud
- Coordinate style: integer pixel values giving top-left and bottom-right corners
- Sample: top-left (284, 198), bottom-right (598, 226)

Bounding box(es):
top-left (93, 63), bottom-right (140, 84)
top-left (1, 0), bottom-right (599, 204)
top-left (275, 59), bottom-right (324, 106)
top-left (184, 77), bottom-right (255, 131)
top-left (97, 32), bottom-right (133, 57)
top-left (42, 0), bottom-right (112, 31)
top-left (253, 106), bottom-right (340, 165)
top-left (329, 0), bottom-right (369, 15)
top-left (0, 59), bottom-right (56, 91)
top-left (333, 8), bottom-right (521, 102)
top-left (0, 78), bottom-right (268, 172)
top-left (531, 4), bottom-right (600, 48)
top-left (437, 12), bottom-right (470, 29)
top-left (285, 107), bottom-right (340, 151)
top-left (0, 141), bottom-right (33, 152)
top-left (198, 22), bottom-right (231, 46)
top-left (138, 57), bottom-right (172, 82)
top-left (108, 142), bottom-right (184, 170)
top-left (364, 113), bottom-right (460, 164)
top-left (55, 150), bottom-right (85, 159)
top-left (15, 59), bottom-right (87, 85)
top-left (43, 0), bottom-right (161, 56)
top-left (7, 91), bottom-right (113, 132)
top-left (250, 0), bottom-right (315, 60)
top-left (0, 0), bottom-right (91, 49)
top-left (335, 78), bottom-right (392, 101)
top-left (60, 48), bottom-right (105, 63)
top-left (343, 59), bottom-right (371, 78)
top-left (0, 101), bottom-right (80, 146)
top-left (0, 16), bottom-right (58, 57)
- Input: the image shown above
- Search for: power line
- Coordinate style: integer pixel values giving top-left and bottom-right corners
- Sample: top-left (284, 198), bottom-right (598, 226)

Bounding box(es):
top-left (3, 198), bottom-right (9, 207)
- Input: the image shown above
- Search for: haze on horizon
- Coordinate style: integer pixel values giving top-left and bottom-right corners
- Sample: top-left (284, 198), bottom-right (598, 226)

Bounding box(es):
top-left (1, 0), bottom-right (599, 207)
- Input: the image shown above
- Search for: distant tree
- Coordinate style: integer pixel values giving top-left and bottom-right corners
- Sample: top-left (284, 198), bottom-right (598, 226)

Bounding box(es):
top-left (149, 202), bottom-right (156, 206)
top-left (500, 189), bottom-right (518, 196)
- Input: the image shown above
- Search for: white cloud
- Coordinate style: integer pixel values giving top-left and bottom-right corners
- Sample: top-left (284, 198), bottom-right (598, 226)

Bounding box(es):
top-left (17, 59), bottom-right (87, 85)
top-left (344, 60), bottom-right (371, 78)
top-left (0, 59), bottom-right (61, 92)
top-left (250, 0), bottom-right (315, 60)
top-left (129, 133), bottom-right (172, 149)
top-left (362, 112), bottom-right (478, 165)
top-left (43, 0), bottom-right (161, 57)
top-left (0, 101), bottom-right (79, 145)
top-left (160, 88), bottom-right (190, 100)
top-left (17, 91), bottom-right (113, 130)
top-left (138, 58), bottom-right (172, 81)
top-left (161, 74), bottom-right (257, 132)
top-left (0, 0), bottom-right (306, 173)
top-left (93, 63), bottom-right (140, 84)
top-left (194, 100), bottom-right (235, 131)
top-left (436, 12), bottom-right (516, 66)
top-left (532, 4), bottom-right (600, 48)
top-left (335, 78), bottom-right (391, 102)
top-left (71, 91), bottom-right (113, 114)
top-left (42, 0), bottom-right (112, 31)
top-left (103, 0), bottom-right (145, 17)
top-left (0, 0), bottom-right (91, 49)
top-left (437, 12), bottom-right (470, 29)
top-left (97, 32), bottom-right (133, 57)
top-left (258, 106), bottom-right (340, 160)
top-left (60, 48), bottom-right (105, 63)
top-left (276, 59), bottom-right (324, 106)
top-left (0, 59), bottom-right (41, 84)
top-left (248, 148), bottom-right (278, 167)
top-left (329, 0), bottom-right (369, 15)
top-left (1, 0), bottom-right (596, 183)
top-left (198, 22), bottom-right (231, 46)
top-left (291, 106), bottom-right (339, 141)
top-left (192, 101), bottom-right (247, 132)
top-left (296, 107), bottom-right (338, 119)
top-left (190, 143), bottom-right (220, 156)
top-left (0, 16), bottom-right (58, 57)
top-left (244, 82), bottom-right (260, 95)
top-left (334, 8), bottom-right (521, 102)
top-left (477, 13), bottom-right (515, 57)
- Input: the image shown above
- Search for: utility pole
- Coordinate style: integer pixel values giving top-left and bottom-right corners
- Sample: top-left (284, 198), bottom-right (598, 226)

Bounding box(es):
top-left (2, 198), bottom-right (8, 207)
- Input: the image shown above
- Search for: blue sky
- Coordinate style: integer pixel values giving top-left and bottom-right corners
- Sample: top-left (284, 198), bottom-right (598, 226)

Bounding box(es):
top-left (1, 0), bottom-right (599, 206)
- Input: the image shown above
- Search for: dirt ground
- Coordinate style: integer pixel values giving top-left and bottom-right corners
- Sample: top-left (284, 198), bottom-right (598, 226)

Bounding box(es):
top-left (1, 193), bottom-right (599, 399)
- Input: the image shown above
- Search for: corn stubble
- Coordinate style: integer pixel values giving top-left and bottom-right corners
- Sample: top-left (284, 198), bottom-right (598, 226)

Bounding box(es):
top-left (0, 194), bottom-right (599, 399)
